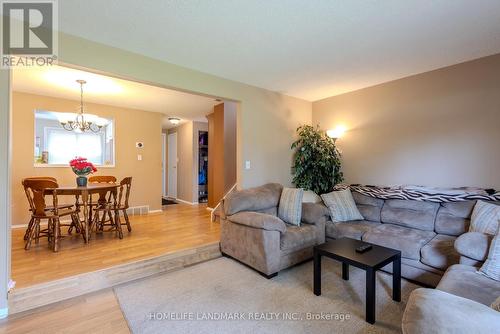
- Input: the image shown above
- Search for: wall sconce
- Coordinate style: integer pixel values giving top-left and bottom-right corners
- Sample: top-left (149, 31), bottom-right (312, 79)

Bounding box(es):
top-left (326, 125), bottom-right (346, 142)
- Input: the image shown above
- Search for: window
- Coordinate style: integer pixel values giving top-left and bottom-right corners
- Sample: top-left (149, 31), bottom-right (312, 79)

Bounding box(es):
top-left (34, 110), bottom-right (115, 166)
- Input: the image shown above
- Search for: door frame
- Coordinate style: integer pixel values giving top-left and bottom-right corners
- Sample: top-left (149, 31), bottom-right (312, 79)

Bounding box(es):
top-left (161, 132), bottom-right (167, 198)
top-left (167, 132), bottom-right (178, 199)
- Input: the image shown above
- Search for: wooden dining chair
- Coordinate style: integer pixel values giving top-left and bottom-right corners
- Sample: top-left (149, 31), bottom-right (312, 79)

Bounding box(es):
top-left (88, 175), bottom-right (117, 230)
top-left (91, 177), bottom-right (132, 239)
top-left (22, 177), bottom-right (75, 241)
top-left (23, 179), bottom-right (84, 251)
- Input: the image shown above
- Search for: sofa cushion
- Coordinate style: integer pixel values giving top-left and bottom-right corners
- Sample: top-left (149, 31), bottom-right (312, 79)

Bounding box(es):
top-left (224, 183), bottom-right (282, 216)
top-left (321, 189), bottom-right (363, 222)
top-left (280, 224), bottom-right (318, 255)
top-left (420, 234), bottom-right (460, 270)
top-left (402, 288), bottom-right (500, 334)
top-left (325, 220), bottom-right (380, 240)
top-left (479, 231), bottom-right (500, 281)
top-left (362, 224), bottom-right (436, 260)
top-left (437, 264), bottom-right (500, 306)
top-left (380, 199), bottom-right (439, 231)
top-left (352, 192), bottom-right (384, 222)
top-left (278, 187), bottom-right (303, 226)
top-left (454, 232), bottom-right (493, 262)
top-left (470, 200), bottom-right (500, 235)
top-left (435, 201), bottom-right (475, 236)
top-left (301, 203), bottom-right (329, 225)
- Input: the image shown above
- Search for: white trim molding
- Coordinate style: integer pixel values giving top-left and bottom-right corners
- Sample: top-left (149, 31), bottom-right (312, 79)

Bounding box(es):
top-left (175, 198), bottom-right (198, 205)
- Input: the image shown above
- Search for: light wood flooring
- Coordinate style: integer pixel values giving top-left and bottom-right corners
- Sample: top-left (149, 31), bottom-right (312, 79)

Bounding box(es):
top-left (0, 203), bottom-right (220, 333)
top-left (0, 289), bottom-right (129, 334)
top-left (11, 203), bottom-right (220, 288)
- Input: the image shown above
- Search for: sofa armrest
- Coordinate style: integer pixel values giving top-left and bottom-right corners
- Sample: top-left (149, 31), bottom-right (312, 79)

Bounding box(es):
top-left (402, 288), bottom-right (500, 334)
top-left (227, 212), bottom-right (287, 234)
top-left (454, 232), bottom-right (492, 262)
top-left (301, 203), bottom-right (329, 225)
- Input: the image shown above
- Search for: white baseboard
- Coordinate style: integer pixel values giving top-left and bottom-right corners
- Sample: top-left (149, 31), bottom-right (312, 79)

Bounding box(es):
top-left (0, 307), bottom-right (8, 319)
top-left (175, 198), bottom-right (199, 205)
top-left (148, 209), bottom-right (162, 214)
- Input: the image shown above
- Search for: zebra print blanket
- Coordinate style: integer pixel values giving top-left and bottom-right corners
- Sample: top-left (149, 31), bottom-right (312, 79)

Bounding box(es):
top-left (333, 184), bottom-right (500, 203)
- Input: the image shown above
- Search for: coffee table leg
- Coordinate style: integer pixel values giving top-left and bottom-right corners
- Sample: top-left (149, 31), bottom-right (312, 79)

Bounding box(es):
top-left (342, 262), bottom-right (349, 280)
top-left (366, 268), bottom-right (376, 324)
top-left (313, 249), bottom-right (321, 296)
top-left (393, 254), bottom-right (401, 302)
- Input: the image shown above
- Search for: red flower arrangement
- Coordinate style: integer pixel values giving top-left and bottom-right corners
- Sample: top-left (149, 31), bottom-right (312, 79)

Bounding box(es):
top-left (69, 157), bottom-right (97, 176)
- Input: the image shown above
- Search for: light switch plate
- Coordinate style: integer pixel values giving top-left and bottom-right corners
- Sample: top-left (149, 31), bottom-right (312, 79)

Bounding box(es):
top-left (137, 154), bottom-right (142, 161)
top-left (245, 160), bottom-right (251, 170)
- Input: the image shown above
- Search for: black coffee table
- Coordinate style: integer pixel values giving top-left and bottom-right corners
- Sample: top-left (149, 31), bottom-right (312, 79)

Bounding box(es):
top-left (313, 237), bottom-right (401, 324)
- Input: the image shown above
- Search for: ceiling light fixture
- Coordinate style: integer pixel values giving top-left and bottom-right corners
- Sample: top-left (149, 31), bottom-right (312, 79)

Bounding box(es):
top-left (168, 117), bottom-right (181, 125)
top-left (60, 80), bottom-right (105, 132)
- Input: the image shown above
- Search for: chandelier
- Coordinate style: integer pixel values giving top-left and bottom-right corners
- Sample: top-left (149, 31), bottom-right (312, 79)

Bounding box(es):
top-left (60, 80), bottom-right (104, 133)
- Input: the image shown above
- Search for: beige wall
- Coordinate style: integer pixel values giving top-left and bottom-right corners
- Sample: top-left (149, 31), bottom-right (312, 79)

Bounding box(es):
top-left (11, 92), bottom-right (163, 226)
top-left (313, 53), bottom-right (500, 189)
top-left (57, 33), bottom-right (312, 189)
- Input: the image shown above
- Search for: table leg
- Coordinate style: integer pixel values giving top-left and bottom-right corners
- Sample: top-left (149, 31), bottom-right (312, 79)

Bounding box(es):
top-left (366, 268), bottom-right (376, 324)
top-left (342, 262), bottom-right (349, 280)
top-left (393, 254), bottom-right (401, 302)
top-left (82, 190), bottom-right (89, 243)
top-left (313, 249), bottom-right (321, 296)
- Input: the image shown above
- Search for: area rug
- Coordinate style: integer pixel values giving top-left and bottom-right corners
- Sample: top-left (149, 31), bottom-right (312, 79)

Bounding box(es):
top-left (114, 257), bottom-right (419, 333)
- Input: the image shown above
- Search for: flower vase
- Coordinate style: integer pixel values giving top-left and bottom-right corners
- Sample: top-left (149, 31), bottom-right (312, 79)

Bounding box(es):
top-left (76, 176), bottom-right (88, 187)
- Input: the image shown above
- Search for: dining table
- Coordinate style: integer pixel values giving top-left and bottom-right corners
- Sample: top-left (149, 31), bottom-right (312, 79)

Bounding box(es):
top-left (54, 183), bottom-right (119, 242)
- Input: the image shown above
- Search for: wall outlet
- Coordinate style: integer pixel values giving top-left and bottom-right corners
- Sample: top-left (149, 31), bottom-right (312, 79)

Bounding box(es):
top-left (245, 160), bottom-right (251, 170)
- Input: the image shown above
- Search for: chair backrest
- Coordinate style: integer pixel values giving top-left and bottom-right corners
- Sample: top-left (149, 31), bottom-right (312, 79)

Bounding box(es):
top-left (23, 176), bottom-right (57, 182)
top-left (22, 179), bottom-right (59, 216)
top-left (117, 177), bottom-right (132, 209)
top-left (89, 175), bottom-right (117, 183)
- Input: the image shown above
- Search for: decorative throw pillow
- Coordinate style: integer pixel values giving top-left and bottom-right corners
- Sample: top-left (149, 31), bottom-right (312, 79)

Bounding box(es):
top-left (321, 188), bottom-right (364, 222)
top-left (278, 188), bottom-right (304, 226)
top-left (491, 296), bottom-right (500, 312)
top-left (469, 200), bottom-right (500, 235)
top-left (479, 227), bottom-right (500, 282)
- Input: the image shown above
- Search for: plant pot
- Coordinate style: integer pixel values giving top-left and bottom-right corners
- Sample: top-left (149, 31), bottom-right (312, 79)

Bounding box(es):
top-left (76, 176), bottom-right (88, 187)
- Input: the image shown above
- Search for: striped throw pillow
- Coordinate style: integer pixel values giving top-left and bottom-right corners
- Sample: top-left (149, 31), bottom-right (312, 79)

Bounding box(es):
top-left (278, 188), bottom-right (304, 226)
top-left (469, 200), bottom-right (500, 235)
top-left (321, 189), bottom-right (364, 222)
top-left (479, 226), bottom-right (500, 281)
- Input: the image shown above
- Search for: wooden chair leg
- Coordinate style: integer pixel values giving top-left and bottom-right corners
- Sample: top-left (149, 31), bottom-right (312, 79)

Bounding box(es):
top-left (114, 210), bottom-right (123, 239)
top-left (24, 218), bottom-right (39, 250)
top-left (53, 218), bottom-right (60, 252)
top-left (35, 220), bottom-right (41, 244)
top-left (123, 209), bottom-right (132, 232)
top-left (24, 217), bottom-right (34, 241)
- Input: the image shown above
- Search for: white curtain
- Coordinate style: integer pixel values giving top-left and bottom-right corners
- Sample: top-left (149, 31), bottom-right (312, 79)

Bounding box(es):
top-left (46, 128), bottom-right (103, 165)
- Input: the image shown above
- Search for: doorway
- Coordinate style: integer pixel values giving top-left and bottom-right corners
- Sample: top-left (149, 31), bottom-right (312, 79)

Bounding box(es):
top-left (167, 132), bottom-right (178, 199)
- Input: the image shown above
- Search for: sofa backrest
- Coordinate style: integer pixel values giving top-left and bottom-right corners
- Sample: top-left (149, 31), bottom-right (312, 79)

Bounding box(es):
top-left (223, 183), bottom-right (283, 216)
top-left (435, 201), bottom-right (476, 236)
top-left (380, 199), bottom-right (440, 231)
top-left (352, 192), bottom-right (384, 222)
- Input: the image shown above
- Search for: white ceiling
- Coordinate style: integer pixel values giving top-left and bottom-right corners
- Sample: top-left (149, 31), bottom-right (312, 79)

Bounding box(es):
top-left (57, 1), bottom-right (500, 101)
top-left (12, 65), bottom-right (218, 128)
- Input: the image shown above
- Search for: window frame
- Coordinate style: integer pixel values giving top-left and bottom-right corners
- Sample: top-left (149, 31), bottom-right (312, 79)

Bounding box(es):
top-left (33, 109), bottom-right (116, 168)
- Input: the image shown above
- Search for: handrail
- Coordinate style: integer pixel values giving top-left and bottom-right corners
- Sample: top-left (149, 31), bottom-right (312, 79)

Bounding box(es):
top-left (211, 183), bottom-right (237, 222)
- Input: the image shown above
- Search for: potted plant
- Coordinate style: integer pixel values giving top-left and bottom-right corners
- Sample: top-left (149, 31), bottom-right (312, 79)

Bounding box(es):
top-left (291, 125), bottom-right (343, 195)
top-left (69, 157), bottom-right (97, 186)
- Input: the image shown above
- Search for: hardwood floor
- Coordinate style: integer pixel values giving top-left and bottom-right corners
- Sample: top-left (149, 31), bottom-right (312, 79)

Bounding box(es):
top-left (0, 289), bottom-right (129, 334)
top-left (11, 203), bottom-right (220, 288)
